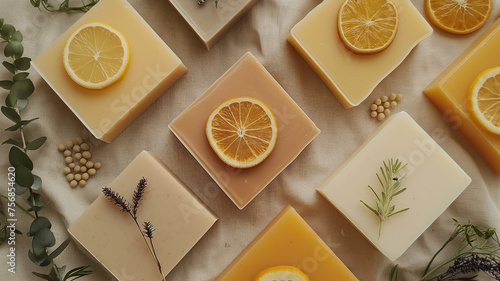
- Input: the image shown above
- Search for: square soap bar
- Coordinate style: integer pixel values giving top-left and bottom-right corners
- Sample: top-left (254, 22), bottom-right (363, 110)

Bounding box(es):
top-left (68, 151), bottom-right (217, 280)
top-left (169, 52), bottom-right (320, 209)
top-left (169, 0), bottom-right (259, 50)
top-left (424, 18), bottom-right (500, 174)
top-left (288, 0), bottom-right (432, 108)
top-left (317, 112), bottom-right (471, 261)
top-left (215, 205), bottom-right (359, 281)
top-left (32, 0), bottom-right (187, 143)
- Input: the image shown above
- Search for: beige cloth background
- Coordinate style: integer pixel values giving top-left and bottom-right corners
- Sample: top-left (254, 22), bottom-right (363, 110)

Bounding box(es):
top-left (1, 0), bottom-right (500, 280)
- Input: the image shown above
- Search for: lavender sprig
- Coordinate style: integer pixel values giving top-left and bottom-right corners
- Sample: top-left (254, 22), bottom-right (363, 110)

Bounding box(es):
top-left (102, 179), bottom-right (166, 281)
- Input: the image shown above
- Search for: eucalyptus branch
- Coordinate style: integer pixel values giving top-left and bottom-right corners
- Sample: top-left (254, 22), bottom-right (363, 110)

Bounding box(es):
top-left (29, 0), bottom-right (99, 12)
top-left (0, 19), bottom-right (92, 280)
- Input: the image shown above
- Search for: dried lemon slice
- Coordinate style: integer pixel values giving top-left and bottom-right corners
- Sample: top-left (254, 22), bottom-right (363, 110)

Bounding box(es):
top-left (206, 97), bottom-right (278, 169)
top-left (337, 0), bottom-right (399, 54)
top-left (63, 22), bottom-right (130, 89)
top-left (468, 66), bottom-right (500, 134)
top-left (253, 265), bottom-right (310, 281)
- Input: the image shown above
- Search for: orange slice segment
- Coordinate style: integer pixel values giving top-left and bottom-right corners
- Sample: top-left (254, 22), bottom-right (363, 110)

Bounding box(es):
top-left (337, 0), bottom-right (399, 54)
top-left (206, 97), bottom-right (278, 169)
top-left (468, 66), bottom-right (500, 135)
top-left (425, 0), bottom-right (492, 34)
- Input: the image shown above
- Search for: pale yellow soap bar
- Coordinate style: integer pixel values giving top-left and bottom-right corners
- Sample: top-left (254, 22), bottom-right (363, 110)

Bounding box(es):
top-left (318, 112), bottom-right (471, 261)
top-left (424, 18), bottom-right (500, 174)
top-left (68, 151), bottom-right (217, 280)
top-left (288, 0), bottom-right (432, 108)
top-left (170, 0), bottom-right (259, 50)
top-left (169, 52), bottom-right (320, 209)
top-left (32, 0), bottom-right (187, 143)
top-left (216, 205), bottom-right (359, 281)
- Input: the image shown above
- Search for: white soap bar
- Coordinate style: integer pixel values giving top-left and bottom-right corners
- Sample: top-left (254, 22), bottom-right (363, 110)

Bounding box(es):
top-left (317, 112), bottom-right (471, 261)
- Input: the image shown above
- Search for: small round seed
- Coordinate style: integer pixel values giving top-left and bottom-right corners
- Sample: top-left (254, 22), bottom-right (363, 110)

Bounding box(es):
top-left (370, 104), bottom-right (378, 111)
top-left (63, 167), bottom-right (71, 175)
top-left (391, 101), bottom-right (398, 108)
top-left (88, 168), bottom-right (96, 176)
top-left (377, 113), bottom-right (386, 121)
top-left (74, 165), bottom-right (81, 173)
top-left (58, 144), bottom-right (66, 152)
top-left (81, 166), bottom-right (87, 173)
top-left (384, 109), bottom-right (391, 116)
top-left (74, 153), bottom-right (82, 160)
top-left (73, 145), bottom-right (81, 153)
top-left (82, 151), bottom-right (91, 159)
top-left (82, 134), bottom-right (89, 141)
top-left (80, 158), bottom-right (87, 165)
top-left (79, 180), bottom-right (87, 187)
top-left (70, 180), bottom-right (78, 188)
top-left (377, 105), bottom-right (384, 113)
top-left (389, 93), bottom-right (397, 100)
top-left (381, 95), bottom-right (388, 102)
top-left (370, 111), bottom-right (378, 118)
top-left (82, 173), bottom-right (89, 180)
top-left (86, 161), bottom-right (94, 169)
top-left (66, 173), bottom-right (74, 182)
top-left (75, 174), bottom-right (82, 181)
top-left (383, 102), bottom-right (390, 108)
top-left (75, 137), bottom-right (83, 145)
top-left (65, 157), bottom-right (73, 164)
top-left (396, 93), bottom-right (403, 102)
top-left (375, 98), bottom-right (382, 105)
top-left (66, 140), bottom-right (74, 149)
top-left (63, 150), bottom-right (71, 157)
top-left (81, 143), bottom-right (90, 151)
top-left (94, 162), bottom-right (101, 169)
top-left (68, 163), bottom-right (76, 169)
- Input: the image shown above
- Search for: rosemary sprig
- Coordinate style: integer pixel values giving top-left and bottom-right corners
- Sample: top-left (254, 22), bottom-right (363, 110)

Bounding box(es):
top-left (361, 158), bottom-right (409, 237)
top-left (102, 178), bottom-right (166, 281)
top-left (389, 220), bottom-right (500, 281)
top-left (29, 0), bottom-right (99, 12)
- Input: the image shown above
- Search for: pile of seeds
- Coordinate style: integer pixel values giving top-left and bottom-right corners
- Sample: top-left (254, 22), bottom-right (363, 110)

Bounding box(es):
top-left (58, 135), bottom-right (101, 187)
top-left (369, 93), bottom-right (403, 121)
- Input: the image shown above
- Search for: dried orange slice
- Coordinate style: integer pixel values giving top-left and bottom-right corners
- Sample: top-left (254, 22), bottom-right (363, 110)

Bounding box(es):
top-left (468, 66), bottom-right (500, 134)
top-left (254, 265), bottom-right (310, 281)
top-left (206, 97), bottom-right (278, 169)
top-left (337, 0), bottom-right (399, 54)
top-left (425, 0), bottom-right (492, 34)
top-left (63, 22), bottom-right (130, 89)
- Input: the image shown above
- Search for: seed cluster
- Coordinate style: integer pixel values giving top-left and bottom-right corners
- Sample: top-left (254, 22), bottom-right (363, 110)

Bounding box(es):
top-left (57, 135), bottom-right (101, 188)
top-left (370, 93), bottom-right (403, 121)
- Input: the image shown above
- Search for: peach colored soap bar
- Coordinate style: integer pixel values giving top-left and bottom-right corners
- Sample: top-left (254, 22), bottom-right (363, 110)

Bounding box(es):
top-left (32, 0), bottom-right (187, 143)
top-left (288, 0), bottom-right (432, 108)
top-left (68, 151), bottom-right (217, 280)
top-left (318, 112), bottom-right (471, 261)
top-left (424, 18), bottom-right (500, 174)
top-left (216, 205), bottom-right (359, 281)
top-left (169, 0), bottom-right (259, 50)
top-left (169, 52), bottom-right (320, 209)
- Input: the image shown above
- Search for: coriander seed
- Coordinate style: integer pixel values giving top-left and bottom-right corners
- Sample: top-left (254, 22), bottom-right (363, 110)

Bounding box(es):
top-left (73, 145), bottom-right (81, 152)
top-left (370, 111), bottom-right (378, 118)
top-left (389, 93), bottom-right (397, 100)
top-left (75, 174), bottom-right (82, 181)
top-left (65, 156), bottom-right (73, 164)
top-left (81, 143), bottom-right (90, 151)
top-left (74, 153), bottom-right (82, 160)
top-left (79, 180), bottom-right (87, 187)
top-left (88, 168), bottom-right (96, 176)
top-left (384, 109), bottom-right (391, 116)
top-left (75, 136), bottom-right (83, 144)
top-left (66, 140), bottom-right (74, 149)
top-left (94, 162), bottom-right (101, 169)
top-left (66, 173), bottom-right (75, 182)
top-left (377, 105), bottom-right (384, 113)
top-left (80, 158), bottom-right (87, 165)
top-left (375, 98), bottom-right (382, 105)
top-left (396, 93), bottom-right (403, 101)
top-left (58, 144), bottom-right (66, 152)
top-left (68, 163), bottom-right (76, 169)
top-left (81, 166), bottom-right (87, 173)
top-left (377, 113), bottom-right (386, 121)
top-left (383, 102), bottom-right (390, 108)
top-left (82, 151), bottom-right (91, 159)
top-left (63, 150), bottom-right (71, 157)
top-left (390, 101), bottom-right (398, 108)
top-left (370, 104), bottom-right (378, 111)
top-left (381, 95), bottom-right (388, 102)
top-left (82, 173), bottom-right (89, 180)
top-left (70, 180), bottom-right (78, 188)
top-left (63, 167), bottom-right (71, 175)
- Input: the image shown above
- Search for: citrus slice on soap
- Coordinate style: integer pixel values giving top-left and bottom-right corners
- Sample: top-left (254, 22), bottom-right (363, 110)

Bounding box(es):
top-left (63, 22), bottom-right (130, 89)
top-left (425, 0), bottom-right (492, 34)
top-left (468, 66), bottom-right (500, 135)
top-left (253, 265), bottom-right (310, 281)
top-left (206, 97), bottom-right (278, 169)
top-left (337, 0), bottom-right (399, 54)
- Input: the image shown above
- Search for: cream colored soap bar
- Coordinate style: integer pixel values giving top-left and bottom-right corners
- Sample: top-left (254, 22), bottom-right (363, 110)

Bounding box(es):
top-left (170, 0), bottom-right (259, 50)
top-left (318, 112), bottom-right (470, 261)
top-left (288, 0), bottom-right (432, 108)
top-left (424, 18), bottom-right (500, 174)
top-left (216, 205), bottom-right (359, 281)
top-left (169, 52), bottom-right (320, 209)
top-left (68, 151), bottom-right (217, 280)
top-left (32, 0), bottom-right (187, 143)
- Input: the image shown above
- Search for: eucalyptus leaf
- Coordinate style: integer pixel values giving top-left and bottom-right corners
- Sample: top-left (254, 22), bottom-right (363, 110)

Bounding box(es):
top-left (14, 182), bottom-right (28, 195)
top-left (52, 264), bottom-right (66, 280)
top-left (26, 137), bottom-right (47, 150)
top-left (9, 146), bottom-right (33, 170)
top-left (3, 61), bottom-right (16, 74)
top-left (28, 217), bottom-right (51, 237)
top-left (27, 192), bottom-right (45, 209)
top-left (5, 117), bottom-right (39, 131)
top-left (11, 30), bottom-right (23, 42)
top-left (5, 92), bottom-right (17, 108)
top-left (0, 80), bottom-right (13, 89)
top-left (15, 164), bottom-right (34, 187)
top-left (2, 138), bottom-right (23, 148)
top-left (31, 271), bottom-right (52, 280)
top-left (47, 238), bottom-right (70, 262)
top-left (30, 0), bottom-right (41, 8)
top-left (0, 23), bottom-right (15, 37)
top-left (4, 41), bottom-right (23, 58)
top-left (28, 249), bottom-right (49, 266)
top-left (5, 123), bottom-right (21, 131)
top-left (31, 175), bottom-right (42, 190)
top-left (11, 79), bottom-right (34, 99)
top-left (32, 228), bottom-right (55, 255)
top-left (1, 106), bottom-right (21, 123)
top-left (17, 98), bottom-right (28, 112)
top-left (14, 71), bottom-right (29, 81)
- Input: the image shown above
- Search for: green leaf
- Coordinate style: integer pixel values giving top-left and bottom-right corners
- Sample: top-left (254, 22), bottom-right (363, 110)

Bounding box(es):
top-left (28, 217), bottom-right (51, 237)
top-left (0, 80), bottom-right (13, 89)
top-left (4, 41), bottom-right (23, 58)
top-left (15, 164), bottom-right (34, 188)
top-left (28, 249), bottom-right (49, 266)
top-left (14, 182), bottom-right (28, 195)
top-left (32, 271), bottom-right (52, 280)
top-left (52, 264), bottom-right (66, 280)
top-left (14, 58), bottom-right (30, 71)
top-left (11, 30), bottom-right (23, 42)
top-left (26, 137), bottom-right (47, 150)
top-left (14, 72), bottom-right (29, 81)
top-left (2, 138), bottom-right (23, 148)
top-left (1, 106), bottom-right (21, 123)
top-left (0, 18), bottom-right (4, 27)
top-left (30, 0), bottom-right (41, 8)
top-left (471, 225), bottom-right (484, 237)
top-left (5, 117), bottom-right (39, 131)
top-left (27, 192), bottom-right (45, 209)
top-left (3, 61), bottom-right (16, 74)
top-left (9, 146), bottom-right (33, 170)
top-left (33, 228), bottom-right (55, 255)
top-left (47, 238), bottom-right (70, 262)
top-left (65, 265), bottom-right (92, 280)
top-left (17, 99), bottom-right (28, 112)
top-left (11, 79), bottom-right (34, 99)
top-left (0, 24), bottom-right (15, 37)
top-left (6, 92), bottom-right (17, 108)
top-left (31, 175), bottom-right (42, 190)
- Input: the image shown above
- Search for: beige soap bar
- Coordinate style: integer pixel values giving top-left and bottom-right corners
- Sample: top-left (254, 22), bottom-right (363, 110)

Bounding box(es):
top-left (170, 0), bottom-right (259, 49)
top-left (68, 151), bottom-right (217, 280)
top-left (169, 52), bottom-right (320, 209)
top-left (32, 0), bottom-right (187, 143)
top-left (288, 0), bottom-right (432, 108)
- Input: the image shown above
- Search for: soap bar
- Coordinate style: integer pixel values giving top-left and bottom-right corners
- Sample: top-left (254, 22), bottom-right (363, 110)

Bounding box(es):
top-left (423, 18), bottom-right (500, 174)
top-left (68, 151), bottom-right (217, 280)
top-left (32, 0), bottom-right (187, 143)
top-left (216, 205), bottom-right (359, 281)
top-left (317, 112), bottom-right (471, 261)
top-left (169, 52), bottom-right (320, 209)
top-left (170, 0), bottom-right (259, 50)
top-left (288, 0), bottom-right (432, 108)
